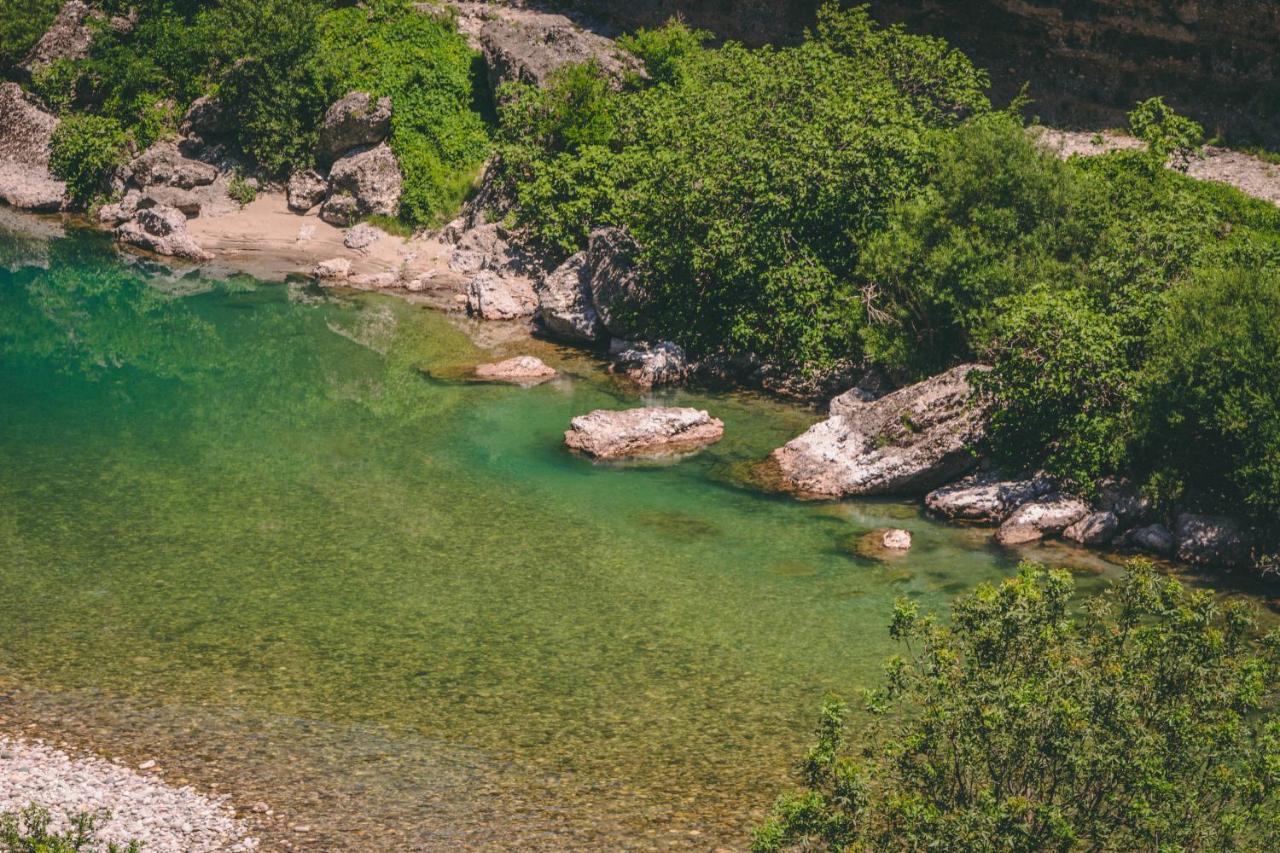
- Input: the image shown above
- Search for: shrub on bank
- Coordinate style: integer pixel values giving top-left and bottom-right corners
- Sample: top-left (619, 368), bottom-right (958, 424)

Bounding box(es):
top-left (49, 114), bottom-right (127, 204)
top-left (754, 562), bottom-right (1280, 851)
top-left (1, 804), bottom-right (141, 853)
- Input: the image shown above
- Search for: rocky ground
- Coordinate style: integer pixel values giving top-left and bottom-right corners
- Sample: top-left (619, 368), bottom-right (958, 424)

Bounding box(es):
top-left (0, 736), bottom-right (256, 852)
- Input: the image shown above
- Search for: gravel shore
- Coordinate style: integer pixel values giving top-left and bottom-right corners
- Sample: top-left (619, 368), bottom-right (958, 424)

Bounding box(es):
top-left (0, 736), bottom-right (257, 852)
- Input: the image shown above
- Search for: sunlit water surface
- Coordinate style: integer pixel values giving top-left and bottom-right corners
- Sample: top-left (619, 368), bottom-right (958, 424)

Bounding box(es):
top-left (0, 224), bottom-right (1211, 848)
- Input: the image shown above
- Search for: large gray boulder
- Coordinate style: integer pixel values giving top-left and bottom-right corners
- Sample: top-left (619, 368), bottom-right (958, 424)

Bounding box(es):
top-left (287, 169), bottom-right (328, 212)
top-left (1174, 513), bottom-right (1253, 568)
top-left (769, 364), bottom-right (991, 497)
top-left (22, 1), bottom-right (96, 72)
top-left (564, 407), bottom-right (724, 460)
top-left (0, 83), bottom-right (65, 211)
top-left (587, 227), bottom-right (646, 339)
top-left (996, 496), bottom-right (1090, 545)
top-left (115, 204), bottom-right (212, 261)
top-left (466, 271), bottom-right (537, 320)
top-left (536, 251), bottom-right (603, 342)
top-left (925, 475), bottom-right (1055, 523)
top-left (318, 91), bottom-right (392, 163)
top-left (127, 141), bottom-right (218, 189)
top-left (449, 223), bottom-right (527, 277)
top-left (478, 13), bottom-right (642, 94)
top-left (320, 143), bottom-right (402, 225)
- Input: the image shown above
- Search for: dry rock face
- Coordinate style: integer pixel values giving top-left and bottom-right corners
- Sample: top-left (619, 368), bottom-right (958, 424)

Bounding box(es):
top-left (312, 258), bottom-right (351, 280)
top-left (770, 364), bottom-right (990, 497)
top-left (996, 496), bottom-right (1090, 545)
top-left (0, 83), bottom-right (65, 211)
top-left (536, 251), bottom-right (602, 342)
top-left (477, 11), bottom-right (642, 94)
top-left (925, 475), bottom-right (1055, 523)
top-left (467, 270), bottom-right (537, 320)
top-left (449, 223), bottom-right (527, 277)
top-left (318, 91), bottom-right (392, 163)
top-left (321, 143), bottom-right (402, 226)
top-left (180, 95), bottom-right (230, 136)
top-left (565, 407), bottom-right (724, 459)
top-left (287, 169), bottom-right (328, 212)
top-left (474, 355), bottom-right (557, 384)
top-left (116, 204), bottom-right (212, 261)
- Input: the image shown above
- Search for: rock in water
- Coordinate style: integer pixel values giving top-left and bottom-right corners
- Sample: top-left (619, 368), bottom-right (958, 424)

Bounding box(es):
top-left (925, 475), bottom-right (1055, 523)
top-left (1120, 523), bottom-right (1175, 557)
top-left (1062, 510), bottom-right (1120, 546)
top-left (318, 91), bottom-right (392, 163)
top-left (0, 83), bottom-right (65, 211)
top-left (609, 340), bottom-right (688, 389)
top-left (1174, 513), bottom-right (1252, 568)
top-left (286, 169), bottom-right (328, 212)
top-left (536, 252), bottom-right (603, 342)
top-left (467, 271), bottom-right (537, 320)
top-left (769, 364), bottom-right (990, 497)
top-left (321, 143), bottom-right (402, 225)
top-left (115, 205), bottom-right (212, 261)
top-left (564, 408), bottom-right (724, 460)
top-left (474, 356), bottom-right (557, 384)
top-left (996, 496), bottom-right (1090, 545)
top-left (882, 528), bottom-right (913, 550)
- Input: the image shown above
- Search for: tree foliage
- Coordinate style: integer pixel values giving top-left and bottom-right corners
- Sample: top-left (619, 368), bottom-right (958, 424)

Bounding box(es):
top-left (755, 562), bottom-right (1280, 851)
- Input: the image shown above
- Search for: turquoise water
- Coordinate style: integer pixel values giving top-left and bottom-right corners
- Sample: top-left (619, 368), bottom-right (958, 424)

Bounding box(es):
top-left (0, 224), bottom-right (1130, 848)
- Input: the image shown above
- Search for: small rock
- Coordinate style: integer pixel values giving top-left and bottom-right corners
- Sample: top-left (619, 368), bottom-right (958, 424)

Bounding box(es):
top-left (312, 258), bottom-right (351, 280)
top-left (474, 355), bottom-right (557, 384)
top-left (882, 528), bottom-right (912, 550)
top-left (138, 759), bottom-right (156, 769)
top-left (116, 204), bottom-right (212, 261)
top-left (564, 407), bottom-right (724, 460)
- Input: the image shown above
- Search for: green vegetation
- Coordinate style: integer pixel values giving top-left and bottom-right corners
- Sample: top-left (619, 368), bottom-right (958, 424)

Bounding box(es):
top-left (48, 114), bottom-right (127, 204)
top-left (755, 562), bottom-right (1280, 851)
top-left (1, 805), bottom-right (140, 852)
top-left (227, 171), bottom-right (257, 207)
top-left (0, 0), bottom-right (61, 72)
top-left (1128, 94), bottom-right (1204, 171)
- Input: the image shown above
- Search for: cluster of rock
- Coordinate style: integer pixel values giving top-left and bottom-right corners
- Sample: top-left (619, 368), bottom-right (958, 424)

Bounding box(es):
top-left (287, 92), bottom-right (402, 226)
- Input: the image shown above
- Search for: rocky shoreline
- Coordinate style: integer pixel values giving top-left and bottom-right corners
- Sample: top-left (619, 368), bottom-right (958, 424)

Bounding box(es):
top-left (0, 736), bottom-right (256, 852)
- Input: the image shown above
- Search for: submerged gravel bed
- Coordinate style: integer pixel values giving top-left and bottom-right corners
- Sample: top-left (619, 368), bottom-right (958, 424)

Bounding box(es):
top-left (0, 736), bottom-right (257, 851)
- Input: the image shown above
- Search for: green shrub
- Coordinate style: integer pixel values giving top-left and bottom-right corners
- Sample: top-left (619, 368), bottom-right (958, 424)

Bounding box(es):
top-left (1128, 95), bottom-right (1204, 171)
top-left (0, 0), bottom-right (61, 73)
top-left (228, 172), bottom-right (257, 206)
top-left (1, 804), bottom-right (141, 853)
top-left (29, 58), bottom-right (82, 113)
top-left (49, 114), bottom-right (127, 205)
top-left (755, 562), bottom-right (1280, 851)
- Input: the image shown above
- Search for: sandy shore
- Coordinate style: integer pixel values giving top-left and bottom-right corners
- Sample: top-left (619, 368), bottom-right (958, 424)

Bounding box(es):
top-left (0, 736), bottom-right (257, 852)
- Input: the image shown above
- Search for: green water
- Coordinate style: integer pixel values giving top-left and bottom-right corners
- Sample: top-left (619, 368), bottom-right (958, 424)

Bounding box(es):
top-left (0, 225), bottom-right (1122, 848)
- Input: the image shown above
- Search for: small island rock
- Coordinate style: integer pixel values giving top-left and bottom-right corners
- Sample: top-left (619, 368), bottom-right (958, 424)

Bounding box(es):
top-left (882, 528), bottom-right (913, 550)
top-left (474, 356), bottom-right (556, 384)
top-left (564, 407), bottom-right (724, 460)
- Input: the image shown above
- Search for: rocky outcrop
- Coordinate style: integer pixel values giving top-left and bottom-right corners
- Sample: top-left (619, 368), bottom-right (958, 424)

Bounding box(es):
top-left (127, 141), bottom-right (218, 190)
top-left (477, 10), bottom-right (642, 95)
top-left (21, 0), bottom-right (98, 72)
top-left (770, 364), bottom-right (990, 498)
top-left (474, 355), bottom-right (557, 384)
top-left (608, 340), bottom-right (688, 389)
top-left (97, 189), bottom-right (141, 225)
top-left (564, 407), bottom-right (724, 459)
top-left (287, 169), bottom-right (328, 212)
top-left (0, 83), bottom-right (65, 211)
top-left (1063, 510), bottom-right (1120, 546)
top-left (320, 143), bottom-right (402, 226)
top-left (925, 475), bottom-right (1055, 523)
top-left (536, 252), bottom-right (602, 342)
top-left (996, 496), bottom-right (1089, 545)
top-left (1174, 513), bottom-right (1253, 568)
top-left (467, 270), bottom-right (537, 320)
top-left (115, 204), bottom-right (212, 261)
top-left (318, 91), bottom-right (392, 163)
top-left (587, 227), bottom-right (645, 339)
top-left (449, 223), bottom-right (528, 278)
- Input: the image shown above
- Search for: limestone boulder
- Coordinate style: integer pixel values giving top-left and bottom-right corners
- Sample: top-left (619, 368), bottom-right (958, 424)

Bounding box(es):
top-left (0, 83), bottom-right (65, 211)
top-left (449, 223), bottom-right (527, 277)
top-left (925, 475), bottom-right (1055, 523)
top-left (536, 251), bottom-right (603, 342)
top-left (320, 143), bottom-right (401, 226)
top-left (587, 227), bottom-right (646, 339)
top-left (22, 1), bottom-right (98, 72)
top-left (318, 91), bottom-right (391, 163)
top-left (882, 528), bottom-right (913, 550)
top-left (608, 340), bottom-right (688, 389)
top-left (478, 13), bottom-right (642, 94)
top-left (769, 364), bottom-right (990, 497)
top-left (996, 496), bottom-right (1090, 545)
top-left (467, 271), bottom-right (537, 320)
top-left (312, 258), bottom-right (351, 280)
top-left (344, 223), bottom-right (385, 250)
top-left (287, 169), bottom-right (328, 212)
top-left (180, 95), bottom-right (230, 137)
top-left (1120, 523), bottom-right (1176, 557)
top-left (564, 407), bottom-right (724, 460)
top-left (115, 204), bottom-right (212, 261)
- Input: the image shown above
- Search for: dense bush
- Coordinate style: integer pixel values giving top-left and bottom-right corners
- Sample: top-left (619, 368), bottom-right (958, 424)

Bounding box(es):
top-left (0, 0), bottom-right (61, 73)
top-left (755, 562), bottom-right (1280, 851)
top-left (48, 114), bottom-right (127, 204)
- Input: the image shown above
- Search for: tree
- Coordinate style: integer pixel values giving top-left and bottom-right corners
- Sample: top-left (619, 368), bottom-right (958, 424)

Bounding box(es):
top-left (754, 562), bottom-right (1280, 851)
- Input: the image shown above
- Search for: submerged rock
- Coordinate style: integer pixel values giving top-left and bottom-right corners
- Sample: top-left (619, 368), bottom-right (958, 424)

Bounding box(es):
top-left (474, 356), bottom-right (556, 384)
top-left (882, 528), bottom-right (913, 550)
top-left (925, 475), bottom-right (1055, 523)
top-left (0, 83), bottom-right (65, 211)
top-left (769, 364), bottom-right (990, 497)
top-left (318, 91), bottom-right (391, 163)
top-left (564, 407), bottom-right (724, 460)
top-left (1174, 512), bottom-right (1252, 568)
top-left (536, 251), bottom-right (603, 342)
top-left (996, 496), bottom-right (1090, 545)
top-left (467, 271), bottom-right (537, 320)
top-left (115, 204), bottom-right (212, 261)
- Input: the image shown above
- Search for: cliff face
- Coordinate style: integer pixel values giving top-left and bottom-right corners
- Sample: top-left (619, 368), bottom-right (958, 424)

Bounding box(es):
top-left (560, 0), bottom-right (1280, 146)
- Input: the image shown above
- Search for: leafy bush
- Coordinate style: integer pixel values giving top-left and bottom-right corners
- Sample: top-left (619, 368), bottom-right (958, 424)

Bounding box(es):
top-left (0, 0), bottom-right (61, 73)
top-left (228, 172), bottom-right (257, 206)
top-left (49, 114), bottom-right (127, 205)
top-left (1, 804), bottom-right (140, 853)
top-left (755, 562), bottom-right (1280, 851)
top-left (1129, 95), bottom-right (1203, 171)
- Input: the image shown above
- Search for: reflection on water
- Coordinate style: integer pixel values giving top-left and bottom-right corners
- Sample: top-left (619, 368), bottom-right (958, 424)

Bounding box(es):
top-left (0, 223), bottom-right (1265, 848)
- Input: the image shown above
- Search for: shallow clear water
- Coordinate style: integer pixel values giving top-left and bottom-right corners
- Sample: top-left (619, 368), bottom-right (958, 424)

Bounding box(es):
top-left (0, 226), bottom-right (1138, 848)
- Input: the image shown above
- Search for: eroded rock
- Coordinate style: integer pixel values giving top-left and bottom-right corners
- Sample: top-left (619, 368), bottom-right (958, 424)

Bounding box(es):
top-left (587, 227), bottom-right (645, 339)
top-left (1119, 523), bottom-right (1175, 557)
top-left (181, 95), bottom-right (230, 137)
top-left (116, 204), bottom-right (212, 261)
top-left (1174, 513), bottom-right (1252, 568)
top-left (128, 141), bottom-right (218, 189)
top-left (882, 528), bottom-right (913, 550)
top-left (1062, 510), bottom-right (1120, 546)
top-left (478, 13), bottom-right (642, 94)
top-left (996, 496), bottom-right (1090, 545)
top-left (318, 91), bottom-right (392, 163)
top-left (769, 364), bottom-right (990, 497)
top-left (344, 223), bottom-right (385, 250)
top-left (564, 407), bottom-right (724, 460)
top-left (536, 251), bottom-right (603, 342)
top-left (312, 258), bottom-right (351, 280)
top-left (608, 340), bottom-right (687, 389)
top-left (22, 1), bottom-right (98, 72)
top-left (467, 271), bottom-right (537, 320)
